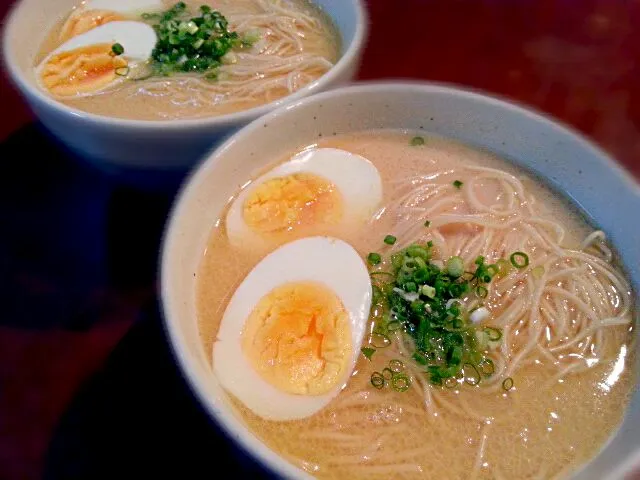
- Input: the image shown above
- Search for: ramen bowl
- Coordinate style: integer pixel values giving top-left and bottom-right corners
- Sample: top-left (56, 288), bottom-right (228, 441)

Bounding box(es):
top-left (161, 83), bottom-right (640, 479)
top-left (2, 0), bottom-right (366, 172)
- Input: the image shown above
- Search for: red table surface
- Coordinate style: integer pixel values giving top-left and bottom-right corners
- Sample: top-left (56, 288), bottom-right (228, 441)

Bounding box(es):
top-left (1, 1), bottom-right (639, 479)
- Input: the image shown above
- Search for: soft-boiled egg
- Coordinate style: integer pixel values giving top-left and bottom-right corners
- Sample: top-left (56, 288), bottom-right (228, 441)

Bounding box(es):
top-left (59, 0), bottom-right (164, 41)
top-left (213, 236), bottom-right (371, 420)
top-left (37, 21), bottom-right (156, 97)
top-left (226, 148), bottom-right (383, 251)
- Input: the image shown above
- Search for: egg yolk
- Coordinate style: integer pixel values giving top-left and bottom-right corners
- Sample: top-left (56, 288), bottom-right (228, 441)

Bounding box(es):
top-left (59, 9), bottom-right (125, 42)
top-left (241, 281), bottom-right (352, 395)
top-left (242, 173), bottom-right (343, 235)
top-left (40, 43), bottom-right (128, 97)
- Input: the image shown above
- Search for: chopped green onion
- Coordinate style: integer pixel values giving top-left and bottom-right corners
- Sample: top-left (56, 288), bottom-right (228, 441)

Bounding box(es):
top-left (453, 180), bottom-right (464, 189)
top-left (367, 252), bottom-right (382, 265)
top-left (494, 258), bottom-right (512, 278)
top-left (484, 327), bottom-right (502, 341)
top-left (114, 66), bottom-right (130, 76)
top-left (371, 372), bottom-right (385, 389)
top-left (478, 358), bottom-right (495, 376)
top-left (412, 351), bottom-right (428, 365)
top-left (384, 235), bottom-right (397, 245)
top-left (502, 377), bottom-right (514, 391)
top-left (532, 265), bottom-right (545, 279)
top-left (361, 347), bottom-right (375, 360)
top-left (111, 43), bottom-right (124, 55)
top-left (476, 285), bottom-right (488, 298)
top-left (446, 256), bottom-right (464, 278)
top-left (391, 373), bottom-right (411, 392)
top-left (463, 363), bottom-right (481, 386)
top-left (410, 136), bottom-right (425, 146)
top-left (421, 285), bottom-right (436, 298)
top-left (389, 359), bottom-right (404, 373)
top-left (510, 251), bottom-right (529, 269)
top-left (424, 220), bottom-right (431, 227)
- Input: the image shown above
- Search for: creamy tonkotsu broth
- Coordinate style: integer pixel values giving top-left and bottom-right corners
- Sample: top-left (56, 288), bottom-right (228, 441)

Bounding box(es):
top-left (35, 0), bottom-right (339, 120)
top-left (197, 131), bottom-right (636, 479)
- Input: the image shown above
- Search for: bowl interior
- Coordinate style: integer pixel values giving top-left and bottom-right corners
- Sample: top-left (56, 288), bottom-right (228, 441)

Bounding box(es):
top-left (162, 83), bottom-right (640, 479)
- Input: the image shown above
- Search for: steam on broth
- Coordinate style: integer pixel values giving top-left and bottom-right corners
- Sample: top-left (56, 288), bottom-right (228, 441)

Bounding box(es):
top-left (35, 0), bottom-right (339, 120)
top-left (197, 131), bottom-right (636, 479)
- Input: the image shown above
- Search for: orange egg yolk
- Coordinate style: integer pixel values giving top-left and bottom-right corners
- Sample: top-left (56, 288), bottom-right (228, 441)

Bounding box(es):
top-left (241, 281), bottom-right (352, 395)
top-left (242, 173), bottom-right (343, 235)
top-left (40, 43), bottom-right (127, 97)
top-left (59, 9), bottom-right (125, 42)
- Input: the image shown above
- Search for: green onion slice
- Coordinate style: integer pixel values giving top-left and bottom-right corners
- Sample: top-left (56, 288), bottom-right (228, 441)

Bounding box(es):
top-left (484, 327), bottom-right (502, 341)
top-left (111, 42), bottom-right (124, 55)
top-left (463, 363), bottom-right (481, 386)
top-left (367, 252), bottom-right (382, 265)
top-left (502, 377), bottom-right (515, 391)
top-left (361, 347), bottom-right (375, 361)
top-left (476, 285), bottom-right (488, 298)
top-left (410, 136), bottom-right (425, 146)
top-left (510, 251), bottom-right (529, 269)
top-left (391, 373), bottom-right (411, 392)
top-left (478, 358), bottom-right (495, 376)
top-left (382, 367), bottom-right (394, 380)
top-left (384, 235), bottom-right (397, 245)
top-left (114, 66), bottom-right (130, 76)
top-left (371, 372), bottom-right (385, 389)
top-left (453, 180), bottom-right (464, 189)
top-left (389, 359), bottom-right (404, 373)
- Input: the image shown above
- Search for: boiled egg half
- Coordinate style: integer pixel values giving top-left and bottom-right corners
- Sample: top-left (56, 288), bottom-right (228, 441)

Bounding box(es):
top-left (213, 236), bottom-right (371, 420)
top-left (226, 148), bottom-right (383, 251)
top-left (36, 21), bottom-right (156, 98)
top-left (59, 0), bottom-right (164, 42)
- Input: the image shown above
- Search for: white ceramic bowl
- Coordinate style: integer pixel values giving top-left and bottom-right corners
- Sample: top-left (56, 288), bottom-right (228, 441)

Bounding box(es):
top-left (2, 0), bottom-right (366, 171)
top-left (161, 82), bottom-right (640, 479)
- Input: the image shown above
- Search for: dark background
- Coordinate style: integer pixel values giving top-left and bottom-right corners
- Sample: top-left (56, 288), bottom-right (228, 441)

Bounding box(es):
top-left (1, 1), bottom-right (639, 479)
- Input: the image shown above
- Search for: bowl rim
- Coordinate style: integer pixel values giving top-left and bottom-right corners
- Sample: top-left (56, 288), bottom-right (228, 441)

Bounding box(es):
top-left (1, 0), bottom-right (367, 130)
top-left (160, 81), bottom-right (640, 479)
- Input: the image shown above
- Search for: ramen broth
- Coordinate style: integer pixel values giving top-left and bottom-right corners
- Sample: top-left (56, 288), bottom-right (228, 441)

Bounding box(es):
top-left (197, 131), bottom-right (636, 479)
top-left (36, 0), bottom-right (340, 120)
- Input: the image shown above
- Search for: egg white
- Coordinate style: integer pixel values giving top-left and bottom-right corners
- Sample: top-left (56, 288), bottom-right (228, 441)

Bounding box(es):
top-left (36, 21), bottom-right (157, 97)
top-left (225, 147), bottom-right (383, 250)
top-left (213, 236), bottom-right (372, 421)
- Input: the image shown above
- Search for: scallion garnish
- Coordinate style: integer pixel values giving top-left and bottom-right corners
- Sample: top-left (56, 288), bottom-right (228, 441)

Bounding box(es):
top-left (410, 136), bottom-right (425, 146)
top-left (475, 285), bottom-right (488, 298)
top-left (391, 373), bottom-right (411, 392)
top-left (510, 251), bottom-right (529, 269)
top-left (371, 371), bottom-right (385, 389)
top-left (483, 326), bottom-right (502, 341)
top-left (114, 66), bottom-right (130, 77)
top-left (111, 43), bottom-right (124, 55)
top-left (143, 2), bottom-right (247, 76)
top-left (366, 235), bottom-right (510, 391)
top-left (389, 359), bottom-right (404, 372)
top-left (502, 377), bottom-right (515, 391)
top-left (463, 363), bottom-right (481, 386)
top-left (424, 220), bottom-right (431, 227)
top-left (453, 180), bottom-right (464, 189)
top-left (361, 347), bottom-right (375, 360)
top-left (367, 252), bottom-right (382, 265)
top-left (384, 235), bottom-right (397, 245)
